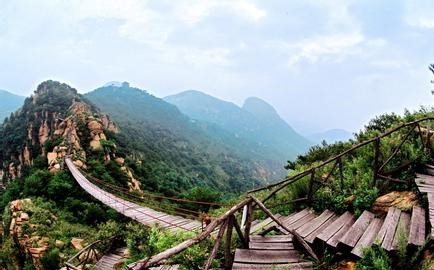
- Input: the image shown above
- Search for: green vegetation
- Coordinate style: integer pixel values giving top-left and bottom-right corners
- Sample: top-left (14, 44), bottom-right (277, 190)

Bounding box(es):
top-left (86, 85), bottom-right (266, 196)
top-left (265, 110), bottom-right (434, 217)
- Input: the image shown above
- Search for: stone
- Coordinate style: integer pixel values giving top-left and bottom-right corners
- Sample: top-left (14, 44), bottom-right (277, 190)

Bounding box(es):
top-left (20, 212), bottom-right (29, 221)
top-left (371, 191), bottom-right (418, 216)
top-left (73, 160), bottom-right (84, 168)
top-left (90, 140), bottom-right (102, 150)
top-left (71, 238), bottom-right (84, 250)
top-left (115, 157), bottom-right (125, 166)
top-left (335, 260), bottom-right (356, 270)
top-left (55, 240), bottom-right (65, 249)
top-left (47, 152), bottom-right (57, 164)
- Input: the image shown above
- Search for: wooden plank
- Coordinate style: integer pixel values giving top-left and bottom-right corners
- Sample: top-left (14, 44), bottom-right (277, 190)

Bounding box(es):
top-left (339, 211), bottom-right (375, 248)
top-left (351, 218), bottom-right (384, 258)
top-left (250, 235), bottom-right (293, 243)
top-left (327, 218), bottom-right (355, 248)
top-left (287, 212), bottom-right (317, 230)
top-left (376, 207), bottom-right (399, 243)
top-left (296, 210), bottom-right (335, 238)
top-left (408, 205), bottom-right (426, 246)
top-left (261, 209), bottom-right (310, 234)
top-left (304, 214), bottom-right (338, 244)
top-left (249, 242), bottom-right (294, 250)
top-left (375, 207), bottom-right (401, 251)
top-left (233, 249), bottom-right (300, 264)
top-left (391, 212), bottom-right (411, 250)
top-left (231, 262), bottom-right (313, 270)
top-left (317, 211), bottom-right (354, 242)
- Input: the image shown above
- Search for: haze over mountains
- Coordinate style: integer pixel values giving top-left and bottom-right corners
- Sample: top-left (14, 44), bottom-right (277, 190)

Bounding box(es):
top-left (0, 90), bottom-right (25, 122)
top-left (165, 90), bottom-right (312, 161)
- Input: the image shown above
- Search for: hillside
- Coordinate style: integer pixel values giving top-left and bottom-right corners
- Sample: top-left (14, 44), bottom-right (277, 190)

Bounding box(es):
top-left (0, 90), bottom-right (25, 123)
top-left (164, 90), bottom-right (312, 161)
top-left (85, 83), bottom-right (269, 195)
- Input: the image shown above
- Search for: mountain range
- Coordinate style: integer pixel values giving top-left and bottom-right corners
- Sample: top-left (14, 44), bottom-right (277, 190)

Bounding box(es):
top-left (0, 81), bottom-right (318, 194)
top-left (0, 90), bottom-right (25, 122)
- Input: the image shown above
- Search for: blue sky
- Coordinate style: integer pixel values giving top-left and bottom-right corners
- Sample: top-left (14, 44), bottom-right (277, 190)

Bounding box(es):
top-left (1, 0), bottom-right (433, 134)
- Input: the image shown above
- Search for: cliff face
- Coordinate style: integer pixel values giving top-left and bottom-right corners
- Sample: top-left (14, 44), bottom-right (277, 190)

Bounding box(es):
top-left (0, 81), bottom-right (125, 187)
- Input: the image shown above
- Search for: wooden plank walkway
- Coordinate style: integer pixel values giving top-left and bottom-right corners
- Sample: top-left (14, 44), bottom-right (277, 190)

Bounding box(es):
top-left (415, 168), bottom-right (434, 239)
top-left (94, 247), bottom-right (126, 270)
top-left (256, 206), bottom-right (425, 258)
top-left (232, 234), bottom-right (313, 269)
top-left (65, 158), bottom-right (202, 232)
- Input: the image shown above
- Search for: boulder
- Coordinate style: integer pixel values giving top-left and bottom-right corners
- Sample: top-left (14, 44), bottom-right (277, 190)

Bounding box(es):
top-left (115, 157), bottom-right (125, 166)
top-left (71, 238), bottom-right (84, 250)
top-left (73, 160), bottom-right (84, 168)
top-left (20, 212), bottom-right (29, 221)
top-left (55, 240), bottom-right (65, 249)
top-left (371, 191), bottom-right (418, 216)
top-left (47, 152), bottom-right (57, 164)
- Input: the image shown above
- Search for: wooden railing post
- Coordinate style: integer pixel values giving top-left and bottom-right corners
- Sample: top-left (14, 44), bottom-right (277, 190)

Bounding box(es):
top-left (307, 169), bottom-right (315, 202)
top-left (224, 215), bottom-right (235, 270)
top-left (338, 157), bottom-right (344, 191)
top-left (373, 137), bottom-right (380, 186)
top-left (203, 220), bottom-right (227, 270)
top-left (243, 200), bottom-right (253, 247)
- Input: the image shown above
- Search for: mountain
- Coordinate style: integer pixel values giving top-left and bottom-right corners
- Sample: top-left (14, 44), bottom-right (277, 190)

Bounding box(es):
top-left (308, 129), bottom-right (353, 143)
top-left (164, 91), bottom-right (312, 161)
top-left (0, 89), bottom-right (25, 122)
top-left (85, 83), bottom-right (273, 194)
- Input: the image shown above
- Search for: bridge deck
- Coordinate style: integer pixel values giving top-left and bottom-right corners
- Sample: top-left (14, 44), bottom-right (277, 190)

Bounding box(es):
top-left (65, 158), bottom-right (202, 232)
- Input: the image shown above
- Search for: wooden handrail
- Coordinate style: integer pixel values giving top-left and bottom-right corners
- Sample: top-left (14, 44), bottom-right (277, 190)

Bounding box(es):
top-left (127, 197), bottom-right (253, 270)
top-left (248, 117), bottom-right (434, 205)
top-left (248, 117), bottom-right (434, 194)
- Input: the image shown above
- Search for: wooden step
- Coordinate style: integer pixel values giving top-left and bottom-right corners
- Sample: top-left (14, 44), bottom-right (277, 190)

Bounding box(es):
top-left (233, 249), bottom-right (300, 264)
top-left (296, 210), bottom-right (336, 238)
top-left (391, 212), bottom-right (411, 250)
top-left (250, 235), bottom-right (293, 243)
top-left (376, 207), bottom-right (401, 251)
top-left (339, 211), bottom-right (375, 248)
top-left (316, 211), bottom-right (354, 243)
top-left (408, 205), bottom-right (426, 246)
top-left (287, 212), bottom-right (317, 230)
top-left (249, 242), bottom-right (294, 250)
top-left (232, 262), bottom-right (313, 270)
top-left (351, 218), bottom-right (384, 257)
top-left (304, 214), bottom-right (338, 244)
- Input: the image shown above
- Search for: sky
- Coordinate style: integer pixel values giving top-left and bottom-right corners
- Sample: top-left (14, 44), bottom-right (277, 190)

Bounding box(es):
top-left (1, 0), bottom-right (434, 134)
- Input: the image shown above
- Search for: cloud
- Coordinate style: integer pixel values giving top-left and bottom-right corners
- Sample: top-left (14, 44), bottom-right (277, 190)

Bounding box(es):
top-left (282, 33), bottom-right (364, 66)
top-left (404, 0), bottom-right (434, 29)
top-left (178, 0), bottom-right (266, 25)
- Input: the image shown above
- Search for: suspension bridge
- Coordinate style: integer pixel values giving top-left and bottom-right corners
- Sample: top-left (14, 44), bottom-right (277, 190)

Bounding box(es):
top-left (65, 117), bottom-right (434, 270)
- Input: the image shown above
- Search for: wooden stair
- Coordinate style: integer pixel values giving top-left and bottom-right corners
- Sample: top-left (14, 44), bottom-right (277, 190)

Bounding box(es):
top-left (232, 235), bottom-right (313, 269)
top-left (94, 247), bottom-right (126, 270)
top-left (257, 206), bottom-right (425, 258)
top-left (415, 165), bottom-right (434, 239)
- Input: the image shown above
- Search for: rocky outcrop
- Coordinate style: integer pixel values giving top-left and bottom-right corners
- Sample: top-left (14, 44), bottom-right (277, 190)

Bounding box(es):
top-left (371, 191), bottom-right (418, 216)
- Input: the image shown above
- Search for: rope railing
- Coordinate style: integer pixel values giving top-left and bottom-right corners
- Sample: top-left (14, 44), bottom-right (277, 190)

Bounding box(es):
top-left (82, 172), bottom-right (204, 219)
top-left (248, 117), bottom-right (434, 206)
top-left (66, 158), bottom-right (200, 232)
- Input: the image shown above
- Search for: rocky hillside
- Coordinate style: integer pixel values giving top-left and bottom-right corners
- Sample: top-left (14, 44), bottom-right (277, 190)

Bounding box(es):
top-left (0, 81), bottom-right (139, 189)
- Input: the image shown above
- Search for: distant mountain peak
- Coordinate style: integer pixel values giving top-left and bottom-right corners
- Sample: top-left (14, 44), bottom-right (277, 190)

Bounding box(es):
top-left (103, 81), bottom-right (130, 88)
top-left (242, 97), bottom-right (279, 120)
